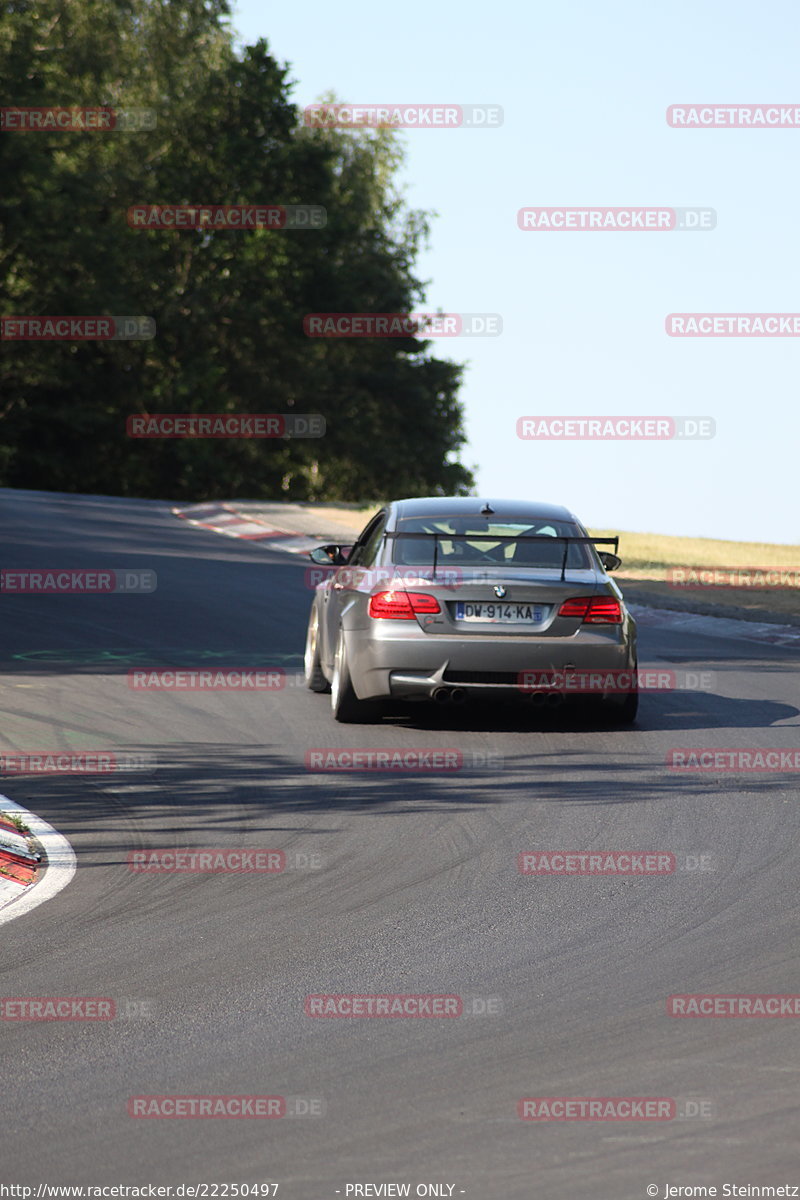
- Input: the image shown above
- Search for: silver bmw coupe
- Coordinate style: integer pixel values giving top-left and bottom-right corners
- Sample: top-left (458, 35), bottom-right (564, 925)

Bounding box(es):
top-left (303, 497), bottom-right (638, 724)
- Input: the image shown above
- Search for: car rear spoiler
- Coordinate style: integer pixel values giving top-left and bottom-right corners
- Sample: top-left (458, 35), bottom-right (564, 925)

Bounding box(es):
top-left (385, 532), bottom-right (620, 582)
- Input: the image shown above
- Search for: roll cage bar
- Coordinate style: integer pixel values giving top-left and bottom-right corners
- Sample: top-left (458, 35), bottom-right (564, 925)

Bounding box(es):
top-left (383, 531), bottom-right (620, 583)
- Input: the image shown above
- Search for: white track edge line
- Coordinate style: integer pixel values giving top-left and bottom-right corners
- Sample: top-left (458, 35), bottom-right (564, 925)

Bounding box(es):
top-left (0, 795), bottom-right (77, 925)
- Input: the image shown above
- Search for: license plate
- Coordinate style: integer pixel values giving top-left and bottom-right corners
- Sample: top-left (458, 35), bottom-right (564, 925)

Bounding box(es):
top-left (455, 602), bottom-right (545, 624)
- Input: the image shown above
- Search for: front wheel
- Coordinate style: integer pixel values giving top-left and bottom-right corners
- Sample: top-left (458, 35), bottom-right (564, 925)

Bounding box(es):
top-left (331, 630), bottom-right (376, 723)
top-left (304, 605), bottom-right (330, 692)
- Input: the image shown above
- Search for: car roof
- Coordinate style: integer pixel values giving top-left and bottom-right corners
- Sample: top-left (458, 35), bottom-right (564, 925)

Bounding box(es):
top-left (388, 497), bottom-right (580, 527)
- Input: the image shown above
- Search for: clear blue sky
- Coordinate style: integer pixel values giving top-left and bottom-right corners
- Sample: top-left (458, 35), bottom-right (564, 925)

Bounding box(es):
top-left (230, 0), bottom-right (797, 544)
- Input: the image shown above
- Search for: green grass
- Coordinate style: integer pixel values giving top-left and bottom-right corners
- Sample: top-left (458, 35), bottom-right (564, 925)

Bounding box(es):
top-left (1, 812), bottom-right (30, 835)
top-left (589, 529), bottom-right (800, 573)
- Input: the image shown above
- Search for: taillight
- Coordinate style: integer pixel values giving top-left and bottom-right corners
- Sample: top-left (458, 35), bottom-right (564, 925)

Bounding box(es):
top-left (368, 590), bottom-right (441, 619)
top-left (557, 598), bottom-right (591, 619)
top-left (406, 592), bottom-right (441, 614)
top-left (583, 597), bottom-right (623, 623)
top-left (557, 596), bottom-right (623, 624)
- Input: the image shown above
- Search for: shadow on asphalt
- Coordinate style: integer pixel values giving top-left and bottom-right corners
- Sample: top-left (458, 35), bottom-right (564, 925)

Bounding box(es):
top-left (375, 693), bottom-right (798, 732)
top-left (4, 734), bottom-right (795, 855)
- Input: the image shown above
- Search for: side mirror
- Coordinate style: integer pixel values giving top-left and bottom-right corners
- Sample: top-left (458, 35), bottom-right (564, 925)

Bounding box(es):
top-left (598, 551), bottom-right (622, 572)
top-left (309, 544), bottom-right (350, 566)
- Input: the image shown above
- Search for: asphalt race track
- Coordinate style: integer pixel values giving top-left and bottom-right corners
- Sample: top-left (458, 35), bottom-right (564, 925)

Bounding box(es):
top-left (2, 488), bottom-right (800, 1198)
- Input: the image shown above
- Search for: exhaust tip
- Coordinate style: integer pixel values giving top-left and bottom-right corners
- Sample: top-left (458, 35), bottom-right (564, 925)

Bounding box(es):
top-left (528, 691), bottom-right (546, 706)
top-left (450, 687), bottom-right (467, 705)
top-left (432, 686), bottom-right (452, 704)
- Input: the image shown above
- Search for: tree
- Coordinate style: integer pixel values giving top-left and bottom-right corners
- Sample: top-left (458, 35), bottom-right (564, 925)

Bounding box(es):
top-left (0, 0), bottom-right (475, 500)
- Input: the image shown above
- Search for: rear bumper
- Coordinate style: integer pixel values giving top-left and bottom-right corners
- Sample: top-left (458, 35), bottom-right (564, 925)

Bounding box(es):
top-left (345, 621), bottom-right (637, 701)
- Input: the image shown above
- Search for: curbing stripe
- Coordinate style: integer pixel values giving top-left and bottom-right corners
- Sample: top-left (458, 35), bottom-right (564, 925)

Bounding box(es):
top-left (0, 796), bottom-right (77, 925)
top-left (171, 502), bottom-right (295, 541)
top-left (171, 503), bottom-right (320, 554)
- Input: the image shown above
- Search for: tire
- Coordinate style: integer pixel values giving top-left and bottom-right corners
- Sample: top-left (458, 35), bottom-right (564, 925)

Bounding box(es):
top-left (331, 629), bottom-right (376, 723)
top-left (601, 687), bottom-right (639, 725)
top-left (303, 605), bottom-right (330, 692)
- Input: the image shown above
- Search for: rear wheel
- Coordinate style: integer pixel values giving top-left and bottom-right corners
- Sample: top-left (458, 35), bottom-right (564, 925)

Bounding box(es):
top-left (331, 630), bottom-right (376, 723)
top-left (600, 687), bottom-right (639, 725)
top-left (303, 605), bottom-right (329, 692)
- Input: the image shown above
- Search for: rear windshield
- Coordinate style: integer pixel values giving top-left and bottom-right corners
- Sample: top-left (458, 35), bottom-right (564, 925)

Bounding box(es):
top-left (391, 518), bottom-right (594, 569)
